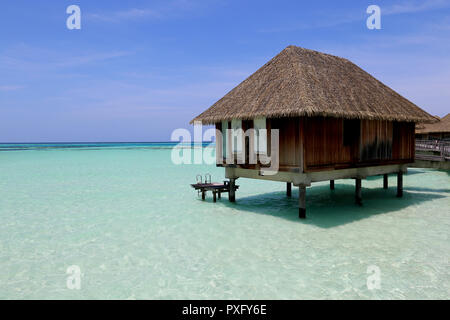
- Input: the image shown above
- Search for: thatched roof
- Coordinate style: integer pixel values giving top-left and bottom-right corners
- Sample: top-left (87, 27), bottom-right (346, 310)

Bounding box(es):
top-left (416, 113), bottom-right (450, 134)
top-left (191, 45), bottom-right (436, 125)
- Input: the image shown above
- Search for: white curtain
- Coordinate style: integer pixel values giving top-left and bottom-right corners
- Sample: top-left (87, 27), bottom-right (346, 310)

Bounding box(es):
top-left (231, 119), bottom-right (243, 153)
top-left (254, 117), bottom-right (267, 154)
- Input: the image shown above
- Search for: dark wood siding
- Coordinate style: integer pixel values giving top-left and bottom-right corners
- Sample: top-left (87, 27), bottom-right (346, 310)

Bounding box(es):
top-left (270, 118), bottom-right (300, 168)
top-left (360, 120), bottom-right (393, 162)
top-left (304, 117), bottom-right (352, 169)
top-left (392, 122), bottom-right (415, 161)
top-left (216, 117), bottom-right (415, 171)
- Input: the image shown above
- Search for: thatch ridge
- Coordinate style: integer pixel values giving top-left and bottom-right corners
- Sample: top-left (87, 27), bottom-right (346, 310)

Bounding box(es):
top-left (416, 113), bottom-right (450, 134)
top-left (191, 45), bottom-right (436, 125)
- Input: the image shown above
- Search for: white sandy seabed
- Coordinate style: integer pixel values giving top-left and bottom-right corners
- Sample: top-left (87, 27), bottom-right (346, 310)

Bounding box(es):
top-left (0, 145), bottom-right (449, 299)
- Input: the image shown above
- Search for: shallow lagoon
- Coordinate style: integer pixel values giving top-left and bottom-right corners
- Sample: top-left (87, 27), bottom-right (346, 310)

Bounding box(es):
top-left (0, 144), bottom-right (449, 299)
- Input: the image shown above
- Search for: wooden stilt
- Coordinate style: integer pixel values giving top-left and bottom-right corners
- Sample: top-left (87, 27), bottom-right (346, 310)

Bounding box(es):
top-left (397, 172), bottom-right (403, 197)
top-left (213, 191), bottom-right (216, 202)
top-left (299, 185), bottom-right (306, 219)
top-left (330, 180), bottom-right (335, 190)
top-left (218, 192), bottom-right (221, 199)
top-left (229, 178), bottom-right (236, 202)
top-left (383, 174), bottom-right (388, 189)
top-left (355, 178), bottom-right (362, 206)
top-left (287, 182), bottom-right (292, 197)
top-left (201, 190), bottom-right (205, 201)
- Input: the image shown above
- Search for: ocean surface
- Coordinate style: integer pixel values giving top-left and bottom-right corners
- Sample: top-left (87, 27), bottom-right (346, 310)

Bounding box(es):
top-left (0, 143), bottom-right (449, 299)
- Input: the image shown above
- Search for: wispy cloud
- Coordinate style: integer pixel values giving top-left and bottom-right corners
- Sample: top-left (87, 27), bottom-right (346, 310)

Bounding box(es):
top-left (86, 0), bottom-right (219, 23)
top-left (259, 0), bottom-right (450, 33)
top-left (86, 8), bottom-right (161, 23)
top-left (53, 51), bottom-right (131, 67)
top-left (430, 15), bottom-right (450, 30)
top-left (0, 44), bottom-right (132, 72)
top-left (383, 0), bottom-right (450, 15)
top-left (258, 15), bottom-right (361, 33)
top-left (0, 85), bottom-right (24, 92)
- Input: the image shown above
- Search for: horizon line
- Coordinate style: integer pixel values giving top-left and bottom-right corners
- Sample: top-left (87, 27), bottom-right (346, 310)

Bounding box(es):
top-left (0, 141), bottom-right (215, 144)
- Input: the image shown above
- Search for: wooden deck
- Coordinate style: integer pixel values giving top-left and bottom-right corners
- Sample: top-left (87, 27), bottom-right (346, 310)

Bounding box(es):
top-left (191, 181), bottom-right (239, 202)
top-left (415, 140), bottom-right (450, 161)
top-left (412, 140), bottom-right (450, 169)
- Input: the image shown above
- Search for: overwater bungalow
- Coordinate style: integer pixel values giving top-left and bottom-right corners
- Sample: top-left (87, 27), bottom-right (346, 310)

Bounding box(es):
top-left (191, 46), bottom-right (436, 218)
top-left (416, 113), bottom-right (450, 140)
top-left (414, 113), bottom-right (450, 168)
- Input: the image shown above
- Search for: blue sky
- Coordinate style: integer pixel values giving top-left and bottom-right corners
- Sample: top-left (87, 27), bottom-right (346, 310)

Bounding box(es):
top-left (0, 0), bottom-right (449, 142)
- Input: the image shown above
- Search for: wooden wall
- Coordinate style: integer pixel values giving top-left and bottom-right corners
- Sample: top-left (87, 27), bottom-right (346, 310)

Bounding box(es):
top-left (392, 122), bottom-right (415, 161)
top-left (216, 117), bottom-right (415, 172)
top-left (360, 120), bottom-right (393, 162)
top-left (270, 118), bottom-right (301, 168)
top-left (303, 117), bottom-right (352, 169)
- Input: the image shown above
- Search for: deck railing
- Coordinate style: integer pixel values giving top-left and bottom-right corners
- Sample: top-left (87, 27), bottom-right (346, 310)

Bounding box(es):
top-left (415, 139), bottom-right (450, 161)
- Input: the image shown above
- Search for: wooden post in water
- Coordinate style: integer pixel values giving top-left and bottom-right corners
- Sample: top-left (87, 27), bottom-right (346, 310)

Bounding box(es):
top-left (330, 180), bottom-right (335, 190)
top-left (383, 174), bottom-right (388, 189)
top-left (201, 190), bottom-right (205, 201)
top-left (213, 191), bottom-right (217, 203)
top-left (287, 182), bottom-right (292, 197)
top-left (299, 185), bottom-right (306, 219)
top-left (229, 178), bottom-right (236, 202)
top-left (397, 172), bottom-right (403, 197)
top-left (355, 178), bottom-right (362, 206)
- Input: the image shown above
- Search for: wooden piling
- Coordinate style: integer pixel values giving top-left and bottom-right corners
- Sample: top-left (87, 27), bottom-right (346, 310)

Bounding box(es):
top-left (287, 182), bottom-right (292, 197)
top-left (201, 190), bottom-right (205, 201)
top-left (330, 180), bottom-right (335, 190)
top-left (299, 185), bottom-right (306, 219)
top-left (213, 191), bottom-right (216, 202)
top-left (355, 178), bottom-right (362, 206)
top-left (229, 178), bottom-right (236, 202)
top-left (383, 174), bottom-right (388, 189)
top-left (397, 172), bottom-right (403, 197)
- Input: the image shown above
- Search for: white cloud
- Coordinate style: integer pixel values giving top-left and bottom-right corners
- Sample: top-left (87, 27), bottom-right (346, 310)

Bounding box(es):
top-left (383, 0), bottom-right (450, 15)
top-left (85, 0), bottom-right (221, 23)
top-left (0, 44), bottom-right (132, 71)
top-left (0, 85), bottom-right (24, 91)
top-left (86, 8), bottom-right (161, 23)
top-left (430, 15), bottom-right (450, 30)
top-left (259, 0), bottom-right (450, 33)
top-left (53, 51), bottom-right (132, 67)
top-left (258, 15), bottom-right (360, 33)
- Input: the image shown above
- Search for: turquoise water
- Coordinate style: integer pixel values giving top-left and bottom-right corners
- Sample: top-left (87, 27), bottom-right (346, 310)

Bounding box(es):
top-left (0, 143), bottom-right (449, 299)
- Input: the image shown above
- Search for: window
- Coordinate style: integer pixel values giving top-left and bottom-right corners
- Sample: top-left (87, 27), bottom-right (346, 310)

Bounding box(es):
top-left (343, 119), bottom-right (360, 147)
top-left (254, 117), bottom-right (267, 154)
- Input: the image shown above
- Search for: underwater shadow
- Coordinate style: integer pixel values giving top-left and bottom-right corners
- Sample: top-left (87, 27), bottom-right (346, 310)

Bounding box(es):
top-left (220, 183), bottom-right (446, 228)
top-left (365, 170), bottom-right (426, 181)
top-left (406, 186), bottom-right (450, 193)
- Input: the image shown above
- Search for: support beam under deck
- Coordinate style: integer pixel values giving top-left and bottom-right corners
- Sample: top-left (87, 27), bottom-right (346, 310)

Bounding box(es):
top-left (397, 172), bottom-right (403, 198)
top-left (383, 174), bottom-right (388, 189)
top-left (229, 178), bottom-right (236, 202)
top-left (298, 185), bottom-right (306, 219)
top-left (355, 178), bottom-right (362, 206)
